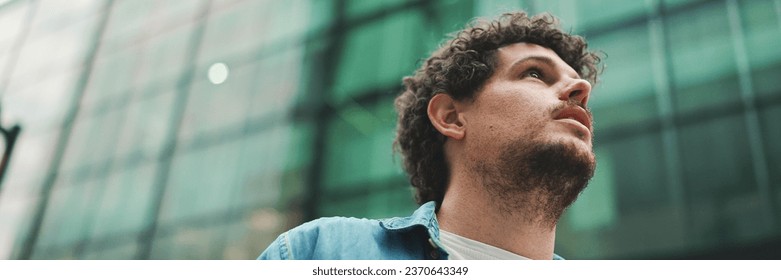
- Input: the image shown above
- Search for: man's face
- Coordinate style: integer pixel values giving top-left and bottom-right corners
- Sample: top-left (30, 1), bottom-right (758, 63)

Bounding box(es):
top-left (459, 42), bottom-right (595, 221)
top-left (462, 42), bottom-right (593, 159)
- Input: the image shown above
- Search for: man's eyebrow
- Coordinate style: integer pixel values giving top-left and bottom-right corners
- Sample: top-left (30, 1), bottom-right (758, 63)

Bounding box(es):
top-left (508, 55), bottom-right (581, 80)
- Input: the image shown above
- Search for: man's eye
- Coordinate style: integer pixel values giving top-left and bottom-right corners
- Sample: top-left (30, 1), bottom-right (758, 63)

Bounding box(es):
top-left (524, 69), bottom-right (543, 79)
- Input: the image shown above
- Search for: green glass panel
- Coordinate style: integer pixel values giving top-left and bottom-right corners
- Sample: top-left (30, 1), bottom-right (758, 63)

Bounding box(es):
top-left (436, 0), bottom-right (475, 34)
top-left (59, 106), bottom-right (127, 174)
top-left (666, 2), bottom-right (741, 112)
top-left (608, 132), bottom-right (669, 211)
top-left (322, 98), bottom-right (401, 190)
top-left (565, 147), bottom-right (618, 231)
top-left (198, 0), bottom-right (312, 65)
top-left (679, 115), bottom-right (756, 198)
top-left (82, 239), bottom-right (138, 260)
top-left (102, 0), bottom-right (155, 52)
top-left (114, 90), bottom-right (175, 161)
top-left (82, 48), bottom-right (141, 113)
top-left (529, 0), bottom-right (646, 31)
top-left (134, 23), bottom-right (193, 92)
top-left (160, 139), bottom-right (243, 224)
top-left (588, 25), bottom-right (655, 109)
top-left (231, 123), bottom-right (312, 210)
top-left (739, 0), bottom-right (781, 96)
top-left (36, 174), bottom-right (103, 249)
top-left (0, 2), bottom-right (29, 71)
top-left (246, 47), bottom-right (306, 121)
top-left (319, 183), bottom-right (416, 219)
top-left (662, 0), bottom-right (711, 10)
top-left (759, 104), bottom-right (781, 193)
top-left (179, 62), bottom-right (255, 142)
top-left (591, 95), bottom-right (658, 134)
top-left (346, 0), bottom-right (408, 19)
top-left (89, 162), bottom-right (156, 238)
top-left (333, 11), bottom-right (428, 100)
top-left (150, 226), bottom-right (227, 259)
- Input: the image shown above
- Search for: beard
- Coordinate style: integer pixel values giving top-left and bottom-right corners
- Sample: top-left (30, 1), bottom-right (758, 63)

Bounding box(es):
top-left (475, 137), bottom-right (596, 227)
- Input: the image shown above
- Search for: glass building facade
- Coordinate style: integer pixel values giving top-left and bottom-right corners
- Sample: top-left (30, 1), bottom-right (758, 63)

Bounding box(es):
top-left (0, 0), bottom-right (779, 259)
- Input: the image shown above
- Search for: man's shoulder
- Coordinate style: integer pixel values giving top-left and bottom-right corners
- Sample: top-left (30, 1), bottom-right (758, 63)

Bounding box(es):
top-left (258, 216), bottom-right (389, 260)
top-left (258, 203), bottom-right (439, 260)
top-left (288, 216), bottom-right (382, 237)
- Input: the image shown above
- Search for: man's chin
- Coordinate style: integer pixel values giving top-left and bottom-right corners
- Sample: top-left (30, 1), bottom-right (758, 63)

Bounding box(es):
top-left (486, 138), bottom-right (596, 224)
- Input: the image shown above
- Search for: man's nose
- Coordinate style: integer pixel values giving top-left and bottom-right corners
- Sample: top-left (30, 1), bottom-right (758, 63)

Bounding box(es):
top-left (558, 78), bottom-right (592, 107)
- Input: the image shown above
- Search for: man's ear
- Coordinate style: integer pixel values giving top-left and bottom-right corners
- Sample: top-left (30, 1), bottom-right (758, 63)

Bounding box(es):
top-left (428, 93), bottom-right (465, 140)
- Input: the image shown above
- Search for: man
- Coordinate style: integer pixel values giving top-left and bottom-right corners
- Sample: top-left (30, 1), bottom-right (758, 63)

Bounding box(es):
top-left (259, 11), bottom-right (602, 260)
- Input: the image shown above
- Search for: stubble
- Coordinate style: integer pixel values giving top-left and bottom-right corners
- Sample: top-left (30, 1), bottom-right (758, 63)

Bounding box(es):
top-left (475, 130), bottom-right (596, 228)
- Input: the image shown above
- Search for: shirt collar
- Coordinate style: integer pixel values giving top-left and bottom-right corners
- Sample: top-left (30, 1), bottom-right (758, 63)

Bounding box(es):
top-left (378, 201), bottom-right (565, 260)
top-left (379, 201), bottom-right (438, 232)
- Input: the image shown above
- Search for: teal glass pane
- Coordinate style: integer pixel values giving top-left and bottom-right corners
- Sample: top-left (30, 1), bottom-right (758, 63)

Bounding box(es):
top-left (346, 0), bottom-right (408, 19)
top-left (142, 1), bottom-right (204, 35)
top-left (4, 71), bottom-right (80, 133)
top-left (318, 183), bottom-right (416, 219)
top-left (82, 239), bottom-right (139, 259)
top-left (559, 142), bottom-right (688, 259)
top-left (198, 0), bottom-right (312, 65)
top-left (557, 147), bottom-right (619, 259)
top-left (564, 147), bottom-right (618, 231)
top-left (159, 139), bottom-right (243, 224)
top-left (662, 0), bottom-right (711, 10)
top-left (570, 0), bottom-right (647, 31)
top-left (12, 10), bottom-right (97, 80)
top-left (150, 226), bottom-right (226, 259)
top-left (332, 11), bottom-right (428, 101)
top-left (59, 105), bottom-right (127, 175)
top-left (436, 0), bottom-right (475, 34)
top-left (246, 47), bottom-right (306, 121)
top-left (178, 62), bottom-right (255, 142)
top-left (759, 104), bottom-right (781, 193)
top-left (679, 115), bottom-right (756, 198)
top-left (3, 194), bottom-right (40, 258)
top-left (687, 186), bottom-right (775, 250)
top-left (82, 47), bottom-right (142, 113)
top-left (666, 2), bottom-right (741, 112)
top-left (529, 0), bottom-right (646, 31)
top-left (739, 0), bottom-right (781, 96)
top-left (222, 217), bottom-right (279, 260)
top-left (231, 123), bottom-right (312, 210)
top-left (102, 0), bottom-right (156, 52)
top-left (36, 174), bottom-right (104, 250)
top-left (322, 98), bottom-right (402, 190)
top-left (134, 23), bottom-right (193, 92)
top-left (114, 90), bottom-right (175, 161)
top-left (606, 133), bottom-right (669, 211)
top-left (88, 162), bottom-right (156, 238)
top-left (589, 24), bottom-right (657, 130)
top-left (0, 2), bottom-right (29, 72)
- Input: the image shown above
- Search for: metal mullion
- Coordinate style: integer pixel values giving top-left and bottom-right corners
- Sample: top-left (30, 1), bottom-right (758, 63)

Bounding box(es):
top-left (17, 0), bottom-right (115, 260)
top-left (725, 0), bottom-right (777, 226)
top-left (647, 0), bottom-right (687, 233)
top-left (134, 0), bottom-right (213, 260)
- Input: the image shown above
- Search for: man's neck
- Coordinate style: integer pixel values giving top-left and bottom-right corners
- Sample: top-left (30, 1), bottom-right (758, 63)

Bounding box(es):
top-left (435, 176), bottom-right (558, 260)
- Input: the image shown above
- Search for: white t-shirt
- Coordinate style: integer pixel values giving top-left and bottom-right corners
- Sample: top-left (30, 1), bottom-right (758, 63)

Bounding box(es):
top-left (438, 230), bottom-right (530, 260)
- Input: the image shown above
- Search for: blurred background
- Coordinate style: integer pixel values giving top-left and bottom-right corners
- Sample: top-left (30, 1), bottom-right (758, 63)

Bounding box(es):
top-left (0, 0), bottom-right (779, 260)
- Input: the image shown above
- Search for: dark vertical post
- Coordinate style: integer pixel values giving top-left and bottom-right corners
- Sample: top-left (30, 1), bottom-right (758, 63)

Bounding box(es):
top-left (0, 124), bottom-right (21, 188)
top-left (302, 0), bottom-right (347, 222)
top-left (134, 0), bottom-right (212, 260)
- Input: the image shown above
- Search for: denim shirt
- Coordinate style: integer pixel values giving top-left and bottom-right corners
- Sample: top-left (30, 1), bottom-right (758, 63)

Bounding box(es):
top-left (258, 201), bottom-right (563, 260)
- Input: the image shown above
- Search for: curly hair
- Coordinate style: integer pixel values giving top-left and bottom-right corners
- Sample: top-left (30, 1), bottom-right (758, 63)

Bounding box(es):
top-left (394, 11), bottom-right (602, 207)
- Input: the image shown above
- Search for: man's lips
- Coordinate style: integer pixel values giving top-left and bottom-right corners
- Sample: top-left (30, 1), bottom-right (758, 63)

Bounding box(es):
top-left (554, 106), bottom-right (592, 132)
